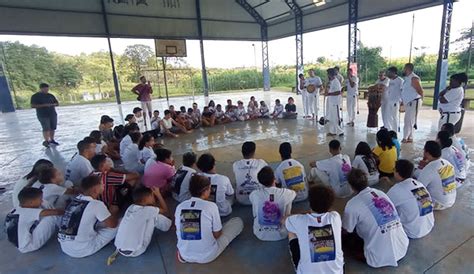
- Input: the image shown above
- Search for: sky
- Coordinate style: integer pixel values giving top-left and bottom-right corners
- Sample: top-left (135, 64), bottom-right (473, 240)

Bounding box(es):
top-left (0, 0), bottom-right (472, 69)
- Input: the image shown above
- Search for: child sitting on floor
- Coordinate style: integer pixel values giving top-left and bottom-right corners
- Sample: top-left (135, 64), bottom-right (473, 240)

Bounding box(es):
top-left (201, 106), bottom-right (216, 127)
top-left (5, 187), bottom-right (64, 253)
top-left (259, 101), bottom-right (270, 118)
top-left (122, 132), bottom-right (144, 174)
top-left (309, 140), bottom-right (352, 198)
top-left (160, 110), bottom-right (190, 138)
top-left (236, 101), bottom-right (249, 121)
top-left (139, 133), bottom-right (156, 165)
top-left (32, 167), bottom-right (76, 209)
top-left (283, 97), bottom-right (298, 119)
top-left (437, 130), bottom-right (467, 188)
top-left (272, 99), bottom-right (284, 119)
top-left (215, 104), bottom-right (232, 124)
top-left (171, 152), bottom-right (197, 203)
top-left (275, 142), bottom-right (308, 202)
top-left (250, 166), bottom-right (296, 241)
top-left (372, 128), bottom-right (397, 178)
top-left (389, 130), bottom-right (401, 159)
top-left (352, 142), bottom-right (380, 186)
top-left (285, 185), bottom-right (344, 273)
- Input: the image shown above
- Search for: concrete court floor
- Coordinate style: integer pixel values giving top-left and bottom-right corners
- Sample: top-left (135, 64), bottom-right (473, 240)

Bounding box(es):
top-left (0, 90), bottom-right (472, 274)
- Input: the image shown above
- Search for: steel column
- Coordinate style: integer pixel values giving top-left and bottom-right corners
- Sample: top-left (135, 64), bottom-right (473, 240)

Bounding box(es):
top-left (348, 0), bottom-right (358, 71)
top-left (236, 0), bottom-right (270, 91)
top-left (433, 0), bottom-right (453, 110)
top-left (285, 0), bottom-right (303, 90)
top-left (101, 0), bottom-right (123, 123)
top-left (195, 0), bottom-right (209, 97)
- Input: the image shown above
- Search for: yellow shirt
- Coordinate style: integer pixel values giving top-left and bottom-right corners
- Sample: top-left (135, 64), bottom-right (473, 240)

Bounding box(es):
top-left (373, 145), bottom-right (397, 174)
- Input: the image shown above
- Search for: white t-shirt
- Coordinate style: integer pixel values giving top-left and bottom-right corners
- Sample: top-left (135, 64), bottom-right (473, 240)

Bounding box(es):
top-left (387, 178), bottom-right (435, 239)
top-left (215, 109), bottom-right (225, 119)
top-left (151, 117), bottom-right (161, 130)
top-left (417, 158), bottom-right (457, 208)
top-left (140, 146), bottom-right (156, 164)
top-left (441, 146), bottom-right (467, 181)
top-left (12, 177), bottom-right (32, 209)
top-left (200, 172), bottom-right (235, 216)
top-left (175, 197), bottom-right (222, 264)
top-left (343, 187), bottom-right (408, 268)
top-left (65, 155), bottom-right (94, 187)
top-left (115, 204), bottom-right (171, 256)
top-left (161, 118), bottom-right (173, 131)
top-left (352, 155), bottom-right (380, 186)
top-left (275, 159), bottom-right (308, 202)
top-left (171, 166), bottom-right (196, 203)
top-left (135, 116), bottom-right (146, 133)
top-left (336, 73), bottom-right (344, 86)
top-left (306, 76), bottom-right (323, 96)
top-left (439, 86), bottom-right (464, 112)
top-left (387, 77), bottom-right (403, 103)
top-left (401, 72), bottom-right (422, 104)
top-left (32, 182), bottom-right (67, 208)
top-left (58, 195), bottom-right (111, 256)
top-left (346, 76), bottom-right (359, 97)
top-left (95, 140), bottom-right (106, 155)
top-left (286, 212), bottom-right (344, 274)
top-left (316, 154), bottom-right (353, 198)
top-left (122, 143), bottom-right (143, 173)
top-left (273, 104), bottom-right (284, 118)
top-left (327, 79), bottom-right (342, 106)
top-left (120, 135), bottom-right (132, 158)
top-left (233, 158), bottom-right (268, 205)
top-left (249, 186), bottom-right (296, 241)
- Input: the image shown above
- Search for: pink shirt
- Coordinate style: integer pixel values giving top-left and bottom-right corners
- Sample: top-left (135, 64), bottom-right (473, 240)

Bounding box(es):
top-left (143, 161), bottom-right (176, 188)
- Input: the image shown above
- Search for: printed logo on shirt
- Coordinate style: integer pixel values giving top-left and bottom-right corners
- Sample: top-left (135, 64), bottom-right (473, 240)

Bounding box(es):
top-left (258, 195), bottom-right (282, 230)
top-left (5, 210), bottom-right (19, 247)
top-left (362, 156), bottom-right (378, 176)
top-left (282, 165), bottom-right (305, 192)
top-left (438, 163), bottom-right (456, 194)
top-left (58, 198), bottom-right (90, 240)
top-left (180, 209), bottom-right (202, 240)
top-left (452, 148), bottom-right (465, 171)
top-left (410, 186), bottom-right (433, 216)
top-left (369, 192), bottom-right (400, 234)
top-left (209, 184), bottom-right (218, 203)
top-left (308, 225), bottom-right (336, 263)
top-left (338, 159), bottom-right (352, 186)
top-left (239, 173), bottom-right (259, 197)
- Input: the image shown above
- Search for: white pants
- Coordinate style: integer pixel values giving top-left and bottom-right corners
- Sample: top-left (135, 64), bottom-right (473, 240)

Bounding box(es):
top-left (438, 112), bottom-right (462, 131)
top-left (302, 90), bottom-right (312, 117)
top-left (19, 216), bottom-right (59, 253)
top-left (60, 226), bottom-right (118, 258)
top-left (403, 99), bottom-right (421, 140)
top-left (382, 101), bottom-right (400, 131)
top-left (312, 93), bottom-right (320, 118)
top-left (141, 101), bottom-right (153, 117)
top-left (326, 104), bottom-right (344, 135)
top-left (346, 94), bottom-right (357, 123)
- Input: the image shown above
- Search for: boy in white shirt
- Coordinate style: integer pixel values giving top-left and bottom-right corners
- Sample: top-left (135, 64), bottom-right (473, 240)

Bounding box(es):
top-left (175, 175), bottom-right (244, 264)
top-left (58, 175), bottom-right (119, 258)
top-left (250, 166), bottom-right (296, 241)
top-left (133, 107), bottom-right (146, 133)
top-left (122, 132), bottom-right (144, 173)
top-left (259, 101), bottom-right (270, 118)
top-left (119, 123), bottom-right (140, 158)
top-left (342, 168), bottom-right (408, 268)
top-left (387, 160), bottom-right (434, 239)
top-left (275, 142), bottom-right (308, 202)
top-left (197, 153), bottom-right (235, 216)
top-left (441, 123), bottom-right (470, 169)
top-left (272, 99), bottom-right (284, 119)
top-left (235, 101), bottom-right (249, 121)
top-left (112, 187), bottom-right (171, 259)
top-left (5, 187), bottom-right (63, 253)
top-left (33, 167), bottom-right (76, 209)
top-left (437, 130), bottom-right (467, 188)
top-left (309, 140), bottom-right (352, 198)
top-left (285, 185), bottom-right (344, 274)
top-left (233, 141), bottom-right (268, 205)
top-left (65, 137), bottom-right (97, 187)
top-left (150, 110), bottom-right (161, 130)
top-left (171, 152), bottom-right (197, 203)
top-left (417, 141), bottom-right (457, 210)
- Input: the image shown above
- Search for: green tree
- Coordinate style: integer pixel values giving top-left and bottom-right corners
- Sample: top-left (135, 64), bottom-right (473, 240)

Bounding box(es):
top-left (357, 43), bottom-right (387, 85)
top-left (121, 44), bottom-right (154, 82)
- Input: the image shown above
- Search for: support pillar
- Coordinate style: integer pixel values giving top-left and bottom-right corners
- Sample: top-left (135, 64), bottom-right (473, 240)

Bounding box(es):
top-left (0, 62), bottom-right (15, 113)
top-left (348, 0), bottom-right (358, 71)
top-left (285, 0), bottom-right (303, 89)
top-left (195, 0), bottom-right (209, 97)
top-left (433, 0), bottom-right (453, 110)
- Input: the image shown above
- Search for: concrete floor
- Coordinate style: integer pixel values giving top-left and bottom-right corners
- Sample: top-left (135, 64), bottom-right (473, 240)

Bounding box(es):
top-left (0, 90), bottom-right (472, 274)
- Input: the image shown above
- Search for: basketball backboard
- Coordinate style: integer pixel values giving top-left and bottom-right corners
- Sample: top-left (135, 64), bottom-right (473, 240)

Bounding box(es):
top-left (154, 39), bottom-right (187, 57)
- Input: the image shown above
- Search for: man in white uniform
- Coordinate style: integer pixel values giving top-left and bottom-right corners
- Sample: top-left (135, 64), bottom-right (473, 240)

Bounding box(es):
top-left (375, 71), bottom-right (390, 126)
top-left (345, 68), bottom-right (359, 126)
top-left (334, 66), bottom-right (344, 86)
top-left (401, 63), bottom-right (423, 143)
top-left (384, 67), bottom-right (404, 131)
top-left (437, 72), bottom-right (466, 130)
top-left (305, 69), bottom-right (323, 120)
top-left (298, 74), bottom-right (308, 118)
top-left (324, 68), bottom-right (344, 136)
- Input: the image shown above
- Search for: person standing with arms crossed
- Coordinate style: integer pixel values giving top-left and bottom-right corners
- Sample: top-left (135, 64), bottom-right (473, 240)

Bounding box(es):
top-left (132, 76), bottom-right (153, 129)
top-left (401, 63), bottom-right (423, 143)
top-left (31, 83), bottom-right (59, 148)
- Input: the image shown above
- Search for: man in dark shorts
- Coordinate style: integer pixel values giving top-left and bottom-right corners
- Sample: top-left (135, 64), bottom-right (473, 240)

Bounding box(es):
top-left (31, 83), bottom-right (59, 148)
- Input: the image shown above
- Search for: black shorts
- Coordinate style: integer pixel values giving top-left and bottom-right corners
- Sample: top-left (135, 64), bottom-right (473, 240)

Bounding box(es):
top-left (37, 115), bottom-right (57, 131)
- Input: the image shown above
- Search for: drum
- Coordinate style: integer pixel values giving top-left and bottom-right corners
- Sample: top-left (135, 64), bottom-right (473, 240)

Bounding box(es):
top-left (307, 84), bottom-right (316, 93)
top-left (367, 85), bottom-right (383, 128)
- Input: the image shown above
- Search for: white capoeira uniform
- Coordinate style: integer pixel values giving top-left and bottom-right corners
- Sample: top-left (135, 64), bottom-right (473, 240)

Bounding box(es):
top-left (306, 76), bottom-right (323, 118)
top-left (438, 86), bottom-right (464, 130)
top-left (376, 77), bottom-right (390, 127)
top-left (383, 76), bottom-right (404, 131)
top-left (401, 72), bottom-right (422, 141)
top-left (326, 79), bottom-right (344, 135)
top-left (298, 78), bottom-right (308, 117)
top-left (345, 75), bottom-right (359, 124)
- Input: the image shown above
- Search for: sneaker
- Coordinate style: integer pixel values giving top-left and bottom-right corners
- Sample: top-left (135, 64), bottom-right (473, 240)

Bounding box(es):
top-left (42, 141), bottom-right (50, 148)
top-left (49, 140), bottom-right (60, 145)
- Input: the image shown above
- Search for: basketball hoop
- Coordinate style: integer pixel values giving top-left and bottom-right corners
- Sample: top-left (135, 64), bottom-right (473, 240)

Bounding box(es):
top-left (155, 39), bottom-right (187, 57)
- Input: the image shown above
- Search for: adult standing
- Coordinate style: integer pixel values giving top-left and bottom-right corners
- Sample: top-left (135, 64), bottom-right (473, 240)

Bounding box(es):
top-left (334, 66), bottom-right (344, 86)
top-left (131, 76), bottom-right (153, 125)
top-left (324, 68), bottom-right (344, 136)
top-left (345, 68), bottom-right (359, 127)
top-left (376, 71), bottom-right (390, 127)
top-left (384, 67), bottom-right (404, 131)
top-left (298, 73), bottom-right (309, 118)
top-left (437, 73), bottom-right (467, 130)
top-left (30, 83), bottom-right (59, 148)
top-left (401, 63), bottom-right (423, 143)
top-left (305, 69), bottom-right (323, 120)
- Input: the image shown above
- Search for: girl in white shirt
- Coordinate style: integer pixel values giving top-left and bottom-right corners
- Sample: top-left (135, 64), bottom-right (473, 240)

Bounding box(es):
top-left (352, 142), bottom-right (380, 186)
top-left (438, 73), bottom-right (467, 130)
top-left (12, 159), bottom-right (53, 209)
top-left (138, 133), bottom-right (156, 164)
top-left (437, 130), bottom-right (467, 188)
